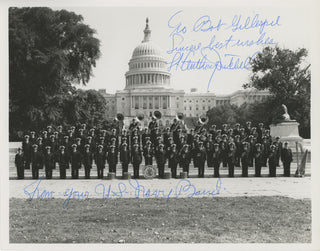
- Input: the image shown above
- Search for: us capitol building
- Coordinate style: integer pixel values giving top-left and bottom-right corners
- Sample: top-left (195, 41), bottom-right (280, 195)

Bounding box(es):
top-left (98, 18), bottom-right (270, 127)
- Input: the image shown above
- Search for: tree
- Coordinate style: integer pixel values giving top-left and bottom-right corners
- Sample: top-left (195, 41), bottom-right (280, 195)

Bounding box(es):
top-left (63, 89), bottom-right (107, 128)
top-left (244, 46), bottom-right (310, 138)
top-left (9, 7), bottom-right (101, 139)
top-left (207, 104), bottom-right (239, 128)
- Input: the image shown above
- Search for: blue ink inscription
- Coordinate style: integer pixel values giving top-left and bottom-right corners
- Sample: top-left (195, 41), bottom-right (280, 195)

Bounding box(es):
top-left (166, 10), bottom-right (280, 90)
top-left (23, 177), bottom-right (225, 209)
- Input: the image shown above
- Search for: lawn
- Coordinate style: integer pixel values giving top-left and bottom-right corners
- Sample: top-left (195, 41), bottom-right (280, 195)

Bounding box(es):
top-left (9, 196), bottom-right (311, 243)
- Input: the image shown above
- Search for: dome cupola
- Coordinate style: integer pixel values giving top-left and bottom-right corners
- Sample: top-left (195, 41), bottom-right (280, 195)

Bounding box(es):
top-left (125, 18), bottom-right (171, 89)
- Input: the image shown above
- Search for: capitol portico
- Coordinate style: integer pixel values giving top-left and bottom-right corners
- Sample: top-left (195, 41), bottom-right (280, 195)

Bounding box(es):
top-left (98, 18), bottom-right (270, 127)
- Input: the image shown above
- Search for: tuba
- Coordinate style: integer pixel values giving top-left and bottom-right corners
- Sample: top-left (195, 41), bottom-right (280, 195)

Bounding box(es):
top-left (199, 114), bottom-right (209, 125)
top-left (176, 112), bottom-right (184, 121)
top-left (135, 113), bottom-right (144, 122)
top-left (153, 110), bottom-right (162, 120)
top-left (114, 113), bottom-right (124, 121)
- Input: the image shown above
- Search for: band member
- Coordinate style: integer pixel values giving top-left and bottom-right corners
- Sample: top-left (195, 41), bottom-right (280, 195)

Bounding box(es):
top-left (120, 143), bottom-right (130, 176)
top-left (245, 121), bottom-right (252, 136)
top-left (82, 144), bottom-right (93, 179)
top-left (131, 144), bottom-right (142, 179)
top-left (78, 128), bottom-right (86, 143)
top-left (194, 141), bottom-right (206, 178)
top-left (221, 124), bottom-right (228, 136)
top-left (233, 123), bottom-right (241, 136)
top-left (37, 137), bottom-right (45, 154)
top-left (264, 129), bottom-right (272, 144)
top-left (273, 136), bottom-right (282, 167)
top-left (257, 123), bottom-right (264, 143)
top-left (75, 137), bottom-right (84, 155)
top-left (179, 144), bottom-right (191, 177)
top-left (56, 146), bottom-right (69, 179)
top-left (168, 144), bottom-right (179, 178)
top-left (121, 129), bottom-right (130, 145)
top-left (48, 134), bottom-right (58, 154)
top-left (155, 144), bottom-right (166, 179)
top-left (142, 128), bottom-right (150, 146)
top-left (205, 136), bottom-right (214, 168)
top-left (54, 131), bottom-right (59, 144)
top-left (187, 129), bottom-right (195, 146)
top-left (22, 135), bottom-right (32, 170)
top-left (15, 148), bottom-right (24, 179)
top-left (89, 128), bottom-right (96, 141)
top-left (70, 144), bottom-right (82, 179)
top-left (30, 144), bottom-right (43, 179)
top-left (163, 127), bottom-right (171, 147)
top-left (241, 142), bottom-right (250, 177)
top-left (151, 127), bottom-right (160, 146)
top-left (268, 145), bottom-right (278, 177)
top-left (234, 135), bottom-right (242, 167)
top-left (107, 145), bottom-right (118, 173)
top-left (67, 129), bottom-right (75, 144)
top-left (110, 129), bottom-right (119, 149)
top-left (212, 143), bottom-right (221, 177)
top-left (70, 126), bottom-right (76, 135)
top-left (97, 137), bottom-right (106, 152)
top-left (227, 142), bottom-right (236, 177)
top-left (239, 128), bottom-right (246, 142)
top-left (262, 136), bottom-right (271, 166)
top-left (170, 118), bottom-right (179, 132)
top-left (129, 118), bottom-right (139, 131)
top-left (61, 135), bottom-right (72, 155)
top-left (29, 131), bottom-right (37, 144)
top-left (254, 143), bottom-right (264, 177)
top-left (44, 146), bottom-right (55, 179)
top-left (47, 125), bottom-right (53, 136)
top-left (251, 127), bottom-right (258, 139)
top-left (281, 142), bottom-right (293, 177)
top-left (57, 125), bottom-right (64, 144)
top-left (42, 130), bottom-right (49, 146)
top-left (86, 136), bottom-right (96, 153)
top-left (219, 141), bottom-right (228, 167)
top-left (248, 135), bottom-right (256, 167)
top-left (143, 141), bottom-right (154, 166)
top-left (95, 145), bottom-right (106, 179)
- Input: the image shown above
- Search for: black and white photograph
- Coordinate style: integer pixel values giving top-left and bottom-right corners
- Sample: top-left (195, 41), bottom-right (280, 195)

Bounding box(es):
top-left (1, 0), bottom-right (320, 250)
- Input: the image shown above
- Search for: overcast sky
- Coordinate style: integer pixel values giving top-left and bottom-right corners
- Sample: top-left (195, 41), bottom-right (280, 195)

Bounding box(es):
top-left (56, 5), bottom-right (311, 95)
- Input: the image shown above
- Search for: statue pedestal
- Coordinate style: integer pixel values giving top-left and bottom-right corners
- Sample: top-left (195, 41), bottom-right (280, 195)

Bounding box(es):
top-left (270, 120), bottom-right (302, 149)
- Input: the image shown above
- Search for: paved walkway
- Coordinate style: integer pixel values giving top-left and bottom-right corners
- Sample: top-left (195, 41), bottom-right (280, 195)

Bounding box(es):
top-left (10, 176), bottom-right (311, 202)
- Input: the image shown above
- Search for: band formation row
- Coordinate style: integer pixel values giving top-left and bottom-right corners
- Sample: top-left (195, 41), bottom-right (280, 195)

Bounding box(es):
top-left (15, 120), bottom-right (293, 179)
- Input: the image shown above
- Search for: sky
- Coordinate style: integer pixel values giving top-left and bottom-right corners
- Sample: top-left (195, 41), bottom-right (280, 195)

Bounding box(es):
top-left (56, 5), bottom-right (311, 95)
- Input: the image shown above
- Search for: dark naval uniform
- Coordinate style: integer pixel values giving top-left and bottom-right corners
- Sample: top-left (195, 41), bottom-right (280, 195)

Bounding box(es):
top-left (56, 150), bottom-right (69, 179)
top-left (70, 150), bottom-right (82, 179)
top-left (44, 151), bottom-right (55, 179)
top-left (281, 147), bottom-right (293, 177)
top-left (15, 151), bottom-right (24, 179)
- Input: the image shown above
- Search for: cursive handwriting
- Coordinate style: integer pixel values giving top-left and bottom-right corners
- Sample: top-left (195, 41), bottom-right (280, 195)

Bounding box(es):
top-left (23, 177), bottom-right (226, 209)
top-left (166, 10), bottom-right (280, 90)
top-left (24, 175), bottom-right (53, 201)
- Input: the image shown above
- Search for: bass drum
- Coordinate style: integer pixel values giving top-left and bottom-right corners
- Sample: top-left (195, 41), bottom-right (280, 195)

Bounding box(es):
top-left (143, 165), bottom-right (157, 179)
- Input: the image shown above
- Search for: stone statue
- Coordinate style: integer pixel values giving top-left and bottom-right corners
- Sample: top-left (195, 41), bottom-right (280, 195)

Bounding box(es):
top-left (281, 104), bottom-right (291, 121)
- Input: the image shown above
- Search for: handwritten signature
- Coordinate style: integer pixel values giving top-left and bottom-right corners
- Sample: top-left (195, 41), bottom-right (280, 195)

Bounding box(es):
top-left (166, 10), bottom-right (280, 90)
top-left (23, 176), bottom-right (225, 209)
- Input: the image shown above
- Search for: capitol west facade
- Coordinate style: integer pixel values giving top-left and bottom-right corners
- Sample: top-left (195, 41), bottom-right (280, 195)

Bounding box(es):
top-left (98, 19), bottom-right (270, 127)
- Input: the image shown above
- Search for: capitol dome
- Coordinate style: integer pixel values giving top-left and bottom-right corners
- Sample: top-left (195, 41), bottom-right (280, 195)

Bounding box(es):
top-left (125, 18), bottom-right (171, 89)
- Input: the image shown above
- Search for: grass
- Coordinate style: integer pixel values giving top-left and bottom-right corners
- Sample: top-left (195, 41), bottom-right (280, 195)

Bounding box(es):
top-left (10, 196), bottom-right (311, 243)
